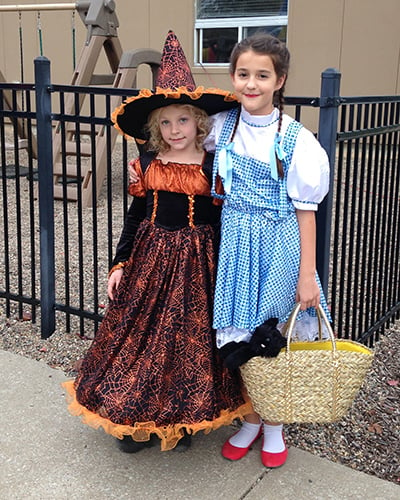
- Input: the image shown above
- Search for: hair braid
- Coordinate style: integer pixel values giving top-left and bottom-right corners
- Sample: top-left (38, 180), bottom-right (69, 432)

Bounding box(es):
top-left (229, 107), bottom-right (241, 143)
top-left (276, 88), bottom-right (285, 178)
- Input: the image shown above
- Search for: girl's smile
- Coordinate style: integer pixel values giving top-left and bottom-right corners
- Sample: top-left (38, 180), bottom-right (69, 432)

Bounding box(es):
top-left (158, 105), bottom-right (198, 153)
top-left (231, 50), bottom-right (285, 116)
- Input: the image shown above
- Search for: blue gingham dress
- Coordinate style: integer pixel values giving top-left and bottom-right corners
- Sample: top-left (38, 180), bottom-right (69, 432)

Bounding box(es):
top-left (211, 109), bottom-right (330, 338)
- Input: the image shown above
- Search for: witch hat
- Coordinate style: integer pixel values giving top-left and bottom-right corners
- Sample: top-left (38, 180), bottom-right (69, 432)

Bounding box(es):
top-left (112, 31), bottom-right (238, 140)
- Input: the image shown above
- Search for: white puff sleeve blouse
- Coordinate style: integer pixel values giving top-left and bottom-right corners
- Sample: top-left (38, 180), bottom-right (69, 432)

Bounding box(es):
top-left (204, 107), bottom-right (330, 211)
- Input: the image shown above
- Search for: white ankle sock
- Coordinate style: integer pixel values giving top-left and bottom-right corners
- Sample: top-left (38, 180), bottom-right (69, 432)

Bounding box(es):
top-left (262, 424), bottom-right (285, 453)
top-left (229, 420), bottom-right (262, 448)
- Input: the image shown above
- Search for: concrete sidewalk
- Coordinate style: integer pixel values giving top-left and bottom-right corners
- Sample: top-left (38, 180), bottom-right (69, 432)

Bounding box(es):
top-left (0, 349), bottom-right (398, 500)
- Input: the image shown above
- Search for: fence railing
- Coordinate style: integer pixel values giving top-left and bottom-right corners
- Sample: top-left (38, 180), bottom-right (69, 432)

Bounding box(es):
top-left (1, 57), bottom-right (400, 346)
top-left (331, 95), bottom-right (400, 345)
top-left (0, 80), bottom-right (39, 321)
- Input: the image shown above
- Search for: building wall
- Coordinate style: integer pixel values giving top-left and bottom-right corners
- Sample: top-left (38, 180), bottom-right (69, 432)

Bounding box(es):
top-left (288, 0), bottom-right (400, 96)
top-left (0, 0), bottom-right (399, 97)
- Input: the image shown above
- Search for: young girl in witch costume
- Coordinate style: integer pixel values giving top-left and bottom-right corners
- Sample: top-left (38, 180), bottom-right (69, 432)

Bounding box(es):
top-left (62, 31), bottom-right (251, 453)
top-left (204, 33), bottom-right (332, 467)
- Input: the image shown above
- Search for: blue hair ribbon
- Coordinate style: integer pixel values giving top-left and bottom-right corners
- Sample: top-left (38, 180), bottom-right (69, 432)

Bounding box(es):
top-left (217, 142), bottom-right (235, 194)
top-left (270, 132), bottom-right (286, 181)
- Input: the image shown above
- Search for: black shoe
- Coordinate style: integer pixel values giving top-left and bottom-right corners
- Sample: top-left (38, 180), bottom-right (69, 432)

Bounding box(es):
top-left (116, 435), bottom-right (156, 454)
top-left (173, 430), bottom-right (192, 453)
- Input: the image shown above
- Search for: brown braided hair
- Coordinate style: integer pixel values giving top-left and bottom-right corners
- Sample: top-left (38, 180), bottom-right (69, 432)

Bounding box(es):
top-left (229, 34), bottom-right (290, 178)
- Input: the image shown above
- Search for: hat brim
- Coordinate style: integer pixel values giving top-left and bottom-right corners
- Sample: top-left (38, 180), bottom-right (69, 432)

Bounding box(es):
top-left (112, 86), bottom-right (239, 140)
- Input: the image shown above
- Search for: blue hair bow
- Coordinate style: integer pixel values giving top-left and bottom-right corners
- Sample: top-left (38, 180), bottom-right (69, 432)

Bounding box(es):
top-left (270, 132), bottom-right (286, 181)
top-left (217, 142), bottom-right (235, 194)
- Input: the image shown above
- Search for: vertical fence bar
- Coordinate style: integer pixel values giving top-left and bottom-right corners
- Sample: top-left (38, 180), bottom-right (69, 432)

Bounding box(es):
top-left (357, 103), bottom-right (370, 337)
top-left (35, 56), bottom-right (56, 338)
top-left (0, 89), bottom-right (11, 315)
top-left (11, 90), bottom-right (24, 318)
top-left (316, 68), bottom-right (341, 298)
top-left (58, 91), bottom-right (72, 333)
top-left (25, 89), bottom-right (38, 323)
top-left (389, 103), bottom-right (400, 322)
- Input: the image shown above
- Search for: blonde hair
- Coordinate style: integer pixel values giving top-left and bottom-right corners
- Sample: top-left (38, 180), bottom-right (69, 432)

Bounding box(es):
top-left (145, 104), bottom-right (210, 154)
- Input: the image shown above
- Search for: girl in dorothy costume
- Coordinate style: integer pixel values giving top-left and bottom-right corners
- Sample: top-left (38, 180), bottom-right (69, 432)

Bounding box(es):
top-left (204, 33), bottom-right (332, 468)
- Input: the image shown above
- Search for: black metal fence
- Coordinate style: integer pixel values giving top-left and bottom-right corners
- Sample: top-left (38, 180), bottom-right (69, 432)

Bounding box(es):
top-left (0, 81), bottom-right (39, 320)
top-left (1, 57), bottom-right (400, 346)
top-left (331, 95), bottom-right (400, 346)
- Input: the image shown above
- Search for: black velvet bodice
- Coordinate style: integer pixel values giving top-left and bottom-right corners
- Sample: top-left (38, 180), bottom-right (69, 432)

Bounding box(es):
top-left (111, 152), bottom-right (220, 267)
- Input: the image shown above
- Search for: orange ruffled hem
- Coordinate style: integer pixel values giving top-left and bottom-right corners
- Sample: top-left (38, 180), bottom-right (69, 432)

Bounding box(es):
top-left (62, 380), bottom-right (253, 451)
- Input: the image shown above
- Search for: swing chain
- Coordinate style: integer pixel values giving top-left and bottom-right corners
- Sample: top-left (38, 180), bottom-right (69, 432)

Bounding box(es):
top-left (71, 10), bottom-right (76, 70)
top-left (37, 11), bottom-right (43, 56)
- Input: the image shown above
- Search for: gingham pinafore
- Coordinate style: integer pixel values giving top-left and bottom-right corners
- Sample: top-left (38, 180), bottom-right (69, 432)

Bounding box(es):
top-left (212, 108), bottom-right (330, 332)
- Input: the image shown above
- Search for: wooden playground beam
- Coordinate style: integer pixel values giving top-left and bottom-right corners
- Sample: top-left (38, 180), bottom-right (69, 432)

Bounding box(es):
top-left (0, 3), bottom-right (76, 11)
top-left (1, 1), bottom-right (132, 205)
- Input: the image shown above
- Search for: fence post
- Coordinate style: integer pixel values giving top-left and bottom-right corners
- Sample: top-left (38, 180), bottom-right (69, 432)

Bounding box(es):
top-left (316, 68), bottom-right (341, 297)
top-left (34, 56), bottom-right (56, 339)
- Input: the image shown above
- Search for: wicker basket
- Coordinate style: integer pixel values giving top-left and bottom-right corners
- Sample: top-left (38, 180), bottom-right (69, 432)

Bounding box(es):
top-left (240, 304), bottom-right (374, 424)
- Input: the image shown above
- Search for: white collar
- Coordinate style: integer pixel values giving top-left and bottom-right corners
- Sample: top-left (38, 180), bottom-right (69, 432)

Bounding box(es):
top-left (240, 107), bottom-right (279, 128)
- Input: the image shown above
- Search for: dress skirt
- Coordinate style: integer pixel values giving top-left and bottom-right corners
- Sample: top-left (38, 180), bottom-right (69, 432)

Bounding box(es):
top-left (213, 203), bottom-right (330, 332)
top-left (212, 124), bottom-right (331, 337)
top-left (63, 219), bottom-right (251, 451)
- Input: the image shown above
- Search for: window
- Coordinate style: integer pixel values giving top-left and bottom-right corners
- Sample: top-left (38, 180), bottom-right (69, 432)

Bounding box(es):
top-left (195, 0), bottom-right (288, 65)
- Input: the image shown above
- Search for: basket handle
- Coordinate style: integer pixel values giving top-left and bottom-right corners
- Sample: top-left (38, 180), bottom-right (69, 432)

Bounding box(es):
top-left (284, 303), bottom-right (336, 353)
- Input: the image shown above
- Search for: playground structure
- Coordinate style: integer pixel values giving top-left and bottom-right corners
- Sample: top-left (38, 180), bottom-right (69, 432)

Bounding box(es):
top-left (0, 1), bottom-right (162, 206)
top-left (0, 67), bottom-right (38, 159)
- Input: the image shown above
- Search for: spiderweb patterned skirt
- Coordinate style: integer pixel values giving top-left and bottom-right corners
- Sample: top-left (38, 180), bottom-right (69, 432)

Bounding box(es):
top-left (63, 219), bottom-right (251, 450)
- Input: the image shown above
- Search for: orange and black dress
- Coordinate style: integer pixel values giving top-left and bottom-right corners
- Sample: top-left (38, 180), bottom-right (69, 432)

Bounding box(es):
top-left (63, 152), bottom-right (251, 451)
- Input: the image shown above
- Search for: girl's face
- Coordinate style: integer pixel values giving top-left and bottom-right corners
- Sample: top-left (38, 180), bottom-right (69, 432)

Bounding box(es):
top-left (158, 105), bottom-right (198, 152)
top-left (231, 50), bottom-right (286, 116)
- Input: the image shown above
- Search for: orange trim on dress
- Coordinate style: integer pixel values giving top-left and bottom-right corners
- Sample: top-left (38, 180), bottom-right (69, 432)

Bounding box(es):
top-left (128, 157), bottom-right (213, 199)
top-left (151, 190), bottom-right (158, 223)
top-left (62, 380), bottom-right (253, 452)
top-left (187, 195), bottom-right (195, 228)
top-left (144, 159), bottom-right (211, 196)
top-left (108, 261), bottom-right (127, 278)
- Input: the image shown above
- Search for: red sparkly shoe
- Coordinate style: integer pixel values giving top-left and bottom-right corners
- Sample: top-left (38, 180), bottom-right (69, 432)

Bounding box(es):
top-left (260, 435), bottom-right (288, 468)
top-left (221, 427), bottom-right (262, 461)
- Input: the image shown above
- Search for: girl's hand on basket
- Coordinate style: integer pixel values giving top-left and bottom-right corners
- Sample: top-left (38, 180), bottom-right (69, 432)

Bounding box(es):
top-left (296, 274), bottom-right (320, 311)
top-left (108, 268), bottom-right (124, 300)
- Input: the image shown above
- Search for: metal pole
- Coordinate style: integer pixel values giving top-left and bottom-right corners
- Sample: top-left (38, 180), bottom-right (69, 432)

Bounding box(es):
top-left (34, 56), bottom-right (56, 339)
top-left (0, 4), bottom-right (76, 12)
top-left (316, 68), bottom-right (341, 298)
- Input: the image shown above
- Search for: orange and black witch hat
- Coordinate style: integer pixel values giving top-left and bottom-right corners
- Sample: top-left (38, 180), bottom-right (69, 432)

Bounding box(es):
top-left (112, 31), bottom-right (238, 140)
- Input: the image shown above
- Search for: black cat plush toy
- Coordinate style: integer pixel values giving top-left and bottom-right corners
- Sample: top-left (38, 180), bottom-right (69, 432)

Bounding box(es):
top-left (219, 317), bottom-right (287, 371)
